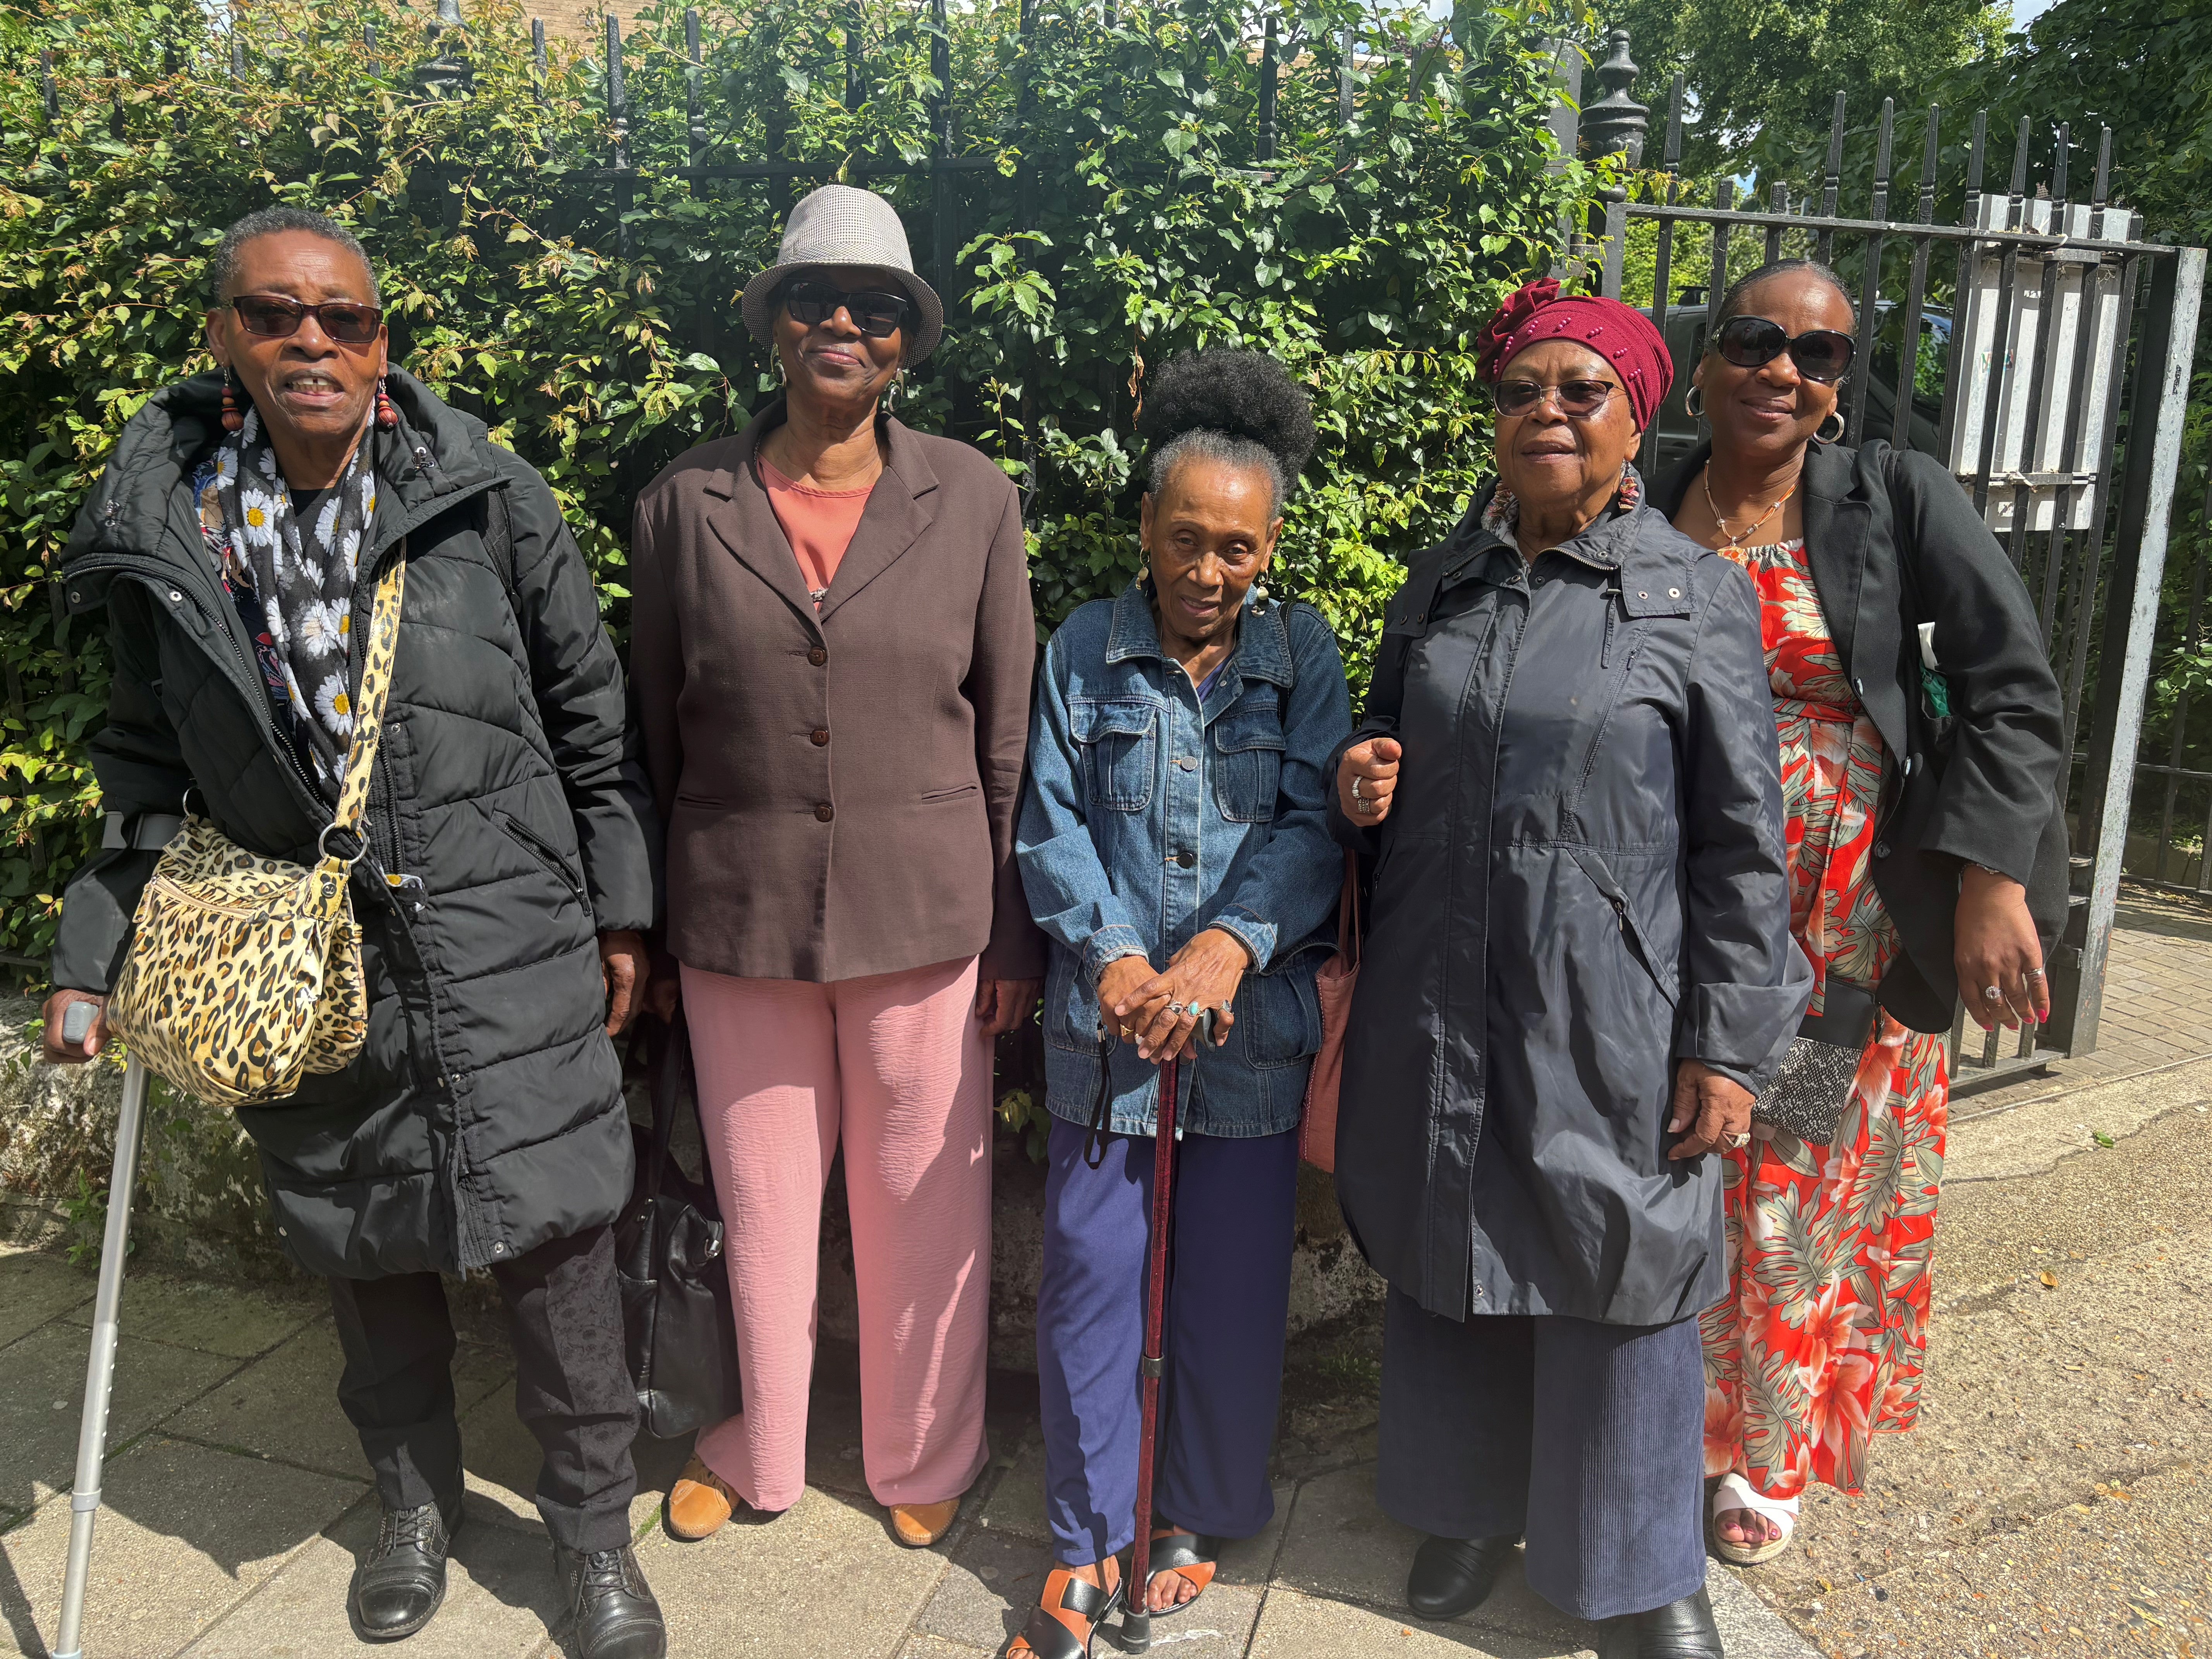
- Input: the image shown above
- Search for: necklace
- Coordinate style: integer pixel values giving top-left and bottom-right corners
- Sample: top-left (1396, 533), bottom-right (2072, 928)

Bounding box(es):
top-left (1701, 465), bottom-right (1796, 553)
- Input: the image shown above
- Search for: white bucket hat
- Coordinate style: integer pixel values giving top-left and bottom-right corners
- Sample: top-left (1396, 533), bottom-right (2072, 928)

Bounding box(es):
top-left (739, 185), bottom-right (945, 366)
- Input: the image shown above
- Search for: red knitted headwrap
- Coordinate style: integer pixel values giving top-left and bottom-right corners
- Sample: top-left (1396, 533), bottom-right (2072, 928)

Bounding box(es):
top-left (1475, 278), bottom-right (1674, 431)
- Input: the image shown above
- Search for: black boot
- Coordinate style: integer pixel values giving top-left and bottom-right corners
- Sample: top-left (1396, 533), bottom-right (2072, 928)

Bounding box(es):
top-left (1595, 1585), bottom-right (1726, 1659)
top-left (348, 1498), bottom-right (462, 1642)
top-left (554, 1543), bottom-right (668, 1659)
top-left (1405, 1534), bottom-right (1519, 1620)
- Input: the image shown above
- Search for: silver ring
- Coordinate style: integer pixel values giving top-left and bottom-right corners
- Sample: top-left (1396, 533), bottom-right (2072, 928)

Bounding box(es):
top-left (1727, 1132), bottom-right (1750, 1149)
top-left (1983, 985), bottom-right (2003, 1001)
top-left (1356, 796), bottom-right (1378, 815)
top-left (1351, 776), bottom-right (1365, 801)
top-left (1166, 1001), bottom-right (1185, 1015)
top-left (2024, 968), bottom-right (2045, 981)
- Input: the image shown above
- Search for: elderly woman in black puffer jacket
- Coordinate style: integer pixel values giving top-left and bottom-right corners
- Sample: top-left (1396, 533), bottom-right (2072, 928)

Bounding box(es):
top-left (41, 207), bottom-right (665, 1659)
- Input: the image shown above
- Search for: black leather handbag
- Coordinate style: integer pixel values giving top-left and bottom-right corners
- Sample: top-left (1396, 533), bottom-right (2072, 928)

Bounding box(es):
top-left (615, 1008), bottom-right (743, 1439)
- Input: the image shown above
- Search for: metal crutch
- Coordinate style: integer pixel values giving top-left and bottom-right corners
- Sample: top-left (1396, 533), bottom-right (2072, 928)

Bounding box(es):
top-left (52, 1053), bottom-right (151, 1659)
top-left (1121, 1006), bottom-right (1210, 1656)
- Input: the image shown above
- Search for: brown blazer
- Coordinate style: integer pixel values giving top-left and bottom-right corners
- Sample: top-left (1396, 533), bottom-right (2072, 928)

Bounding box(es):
top-left (630, 403), bottom-right (1045, 984)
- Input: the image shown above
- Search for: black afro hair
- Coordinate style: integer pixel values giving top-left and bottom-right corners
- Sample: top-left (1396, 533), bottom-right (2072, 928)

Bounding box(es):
top-left (1137, 348), bottom-right (1316, 483)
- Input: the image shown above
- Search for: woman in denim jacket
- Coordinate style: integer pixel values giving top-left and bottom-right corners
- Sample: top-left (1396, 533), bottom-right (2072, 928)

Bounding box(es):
top-left (1012, 351), bottom-right (1351, 1656)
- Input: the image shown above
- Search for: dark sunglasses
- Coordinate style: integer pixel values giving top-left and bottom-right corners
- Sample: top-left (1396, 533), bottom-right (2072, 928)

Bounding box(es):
top-left (780, 279), bottom-right (912, 339)
top-left (1715, 316), bottom-right (1855, 383)
top-left (230, 294), bottom-right (385, 346)
top-left (1490, 378), bottom-right (1619, 419)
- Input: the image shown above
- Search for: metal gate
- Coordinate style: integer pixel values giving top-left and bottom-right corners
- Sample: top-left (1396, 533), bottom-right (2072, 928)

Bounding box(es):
top-left (1568, 30), bottom-right (2208, 1092)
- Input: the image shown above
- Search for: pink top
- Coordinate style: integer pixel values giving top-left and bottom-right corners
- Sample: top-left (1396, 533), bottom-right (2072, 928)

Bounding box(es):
top-left (759, 457), bottom-right (874, 608)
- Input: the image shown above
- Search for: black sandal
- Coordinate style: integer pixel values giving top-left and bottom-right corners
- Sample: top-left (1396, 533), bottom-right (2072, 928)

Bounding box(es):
top-left (1006, 1561), bottom-right (1125, 1658)
top-left (1142, 1528), bottom-right (1221, 1619)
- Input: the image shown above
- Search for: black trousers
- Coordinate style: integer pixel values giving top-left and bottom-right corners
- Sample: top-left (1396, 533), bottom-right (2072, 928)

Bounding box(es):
top-left (1375, 1287), bottom-right (1706, 1623)
top-left (328, 1223), bottom-right (639, 1554)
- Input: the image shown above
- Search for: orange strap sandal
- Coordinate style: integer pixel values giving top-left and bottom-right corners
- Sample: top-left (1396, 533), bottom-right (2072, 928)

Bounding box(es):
top-left (1143, 1529), bottom-right (1220, 1617)
top-left (1006, 1561), bottom-right (1124, 1659)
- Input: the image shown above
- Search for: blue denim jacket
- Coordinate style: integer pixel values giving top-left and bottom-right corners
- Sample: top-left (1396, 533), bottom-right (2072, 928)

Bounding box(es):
top-left (1017, 581), bottom-right (1352, 1138)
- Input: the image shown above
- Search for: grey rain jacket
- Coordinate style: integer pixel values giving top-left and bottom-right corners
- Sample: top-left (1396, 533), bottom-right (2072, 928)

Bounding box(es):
top-left (52, 370), bottom-right (659, 1279)
top-left (1327, 484), bottom-right (1812, 1326)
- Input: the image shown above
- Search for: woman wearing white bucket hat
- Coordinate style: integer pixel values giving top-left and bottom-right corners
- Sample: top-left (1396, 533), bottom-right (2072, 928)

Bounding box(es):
top-left (630, 184), bottom-right (1044, 1549)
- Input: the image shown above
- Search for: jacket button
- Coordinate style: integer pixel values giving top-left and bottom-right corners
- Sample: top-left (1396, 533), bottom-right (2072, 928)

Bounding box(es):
top-left (1668, 587), bottom-right (1681, 599)
top-left (815, 802), bottom-right (835, 823)
top-left (811, 728), bottom-right (830, 746)
top-left (1874, 841), bottom-right (1892, 859)
top-left (808, 647), bottom-right (828, 666)
top-left (1175, 849), bottom-right (1195, 869)
top-left (1176, 755), bottom-right (1197, 771)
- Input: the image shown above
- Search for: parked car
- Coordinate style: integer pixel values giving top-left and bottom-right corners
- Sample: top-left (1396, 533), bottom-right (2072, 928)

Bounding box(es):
top-left (1640, 290), bottom-right (1951, 473)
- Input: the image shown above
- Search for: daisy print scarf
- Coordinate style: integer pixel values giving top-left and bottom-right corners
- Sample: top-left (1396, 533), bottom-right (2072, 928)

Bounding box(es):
top-left (207, 407), bottom-right (379, 801)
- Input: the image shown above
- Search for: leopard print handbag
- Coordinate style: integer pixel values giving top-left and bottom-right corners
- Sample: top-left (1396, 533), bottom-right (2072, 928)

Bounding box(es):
top-left (106, 551), bottom-right (407, 1109)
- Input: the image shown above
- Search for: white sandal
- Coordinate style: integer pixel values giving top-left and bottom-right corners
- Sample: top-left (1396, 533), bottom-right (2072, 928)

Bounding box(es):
top-left (1710, 1471), bottom-right (1798, 1566)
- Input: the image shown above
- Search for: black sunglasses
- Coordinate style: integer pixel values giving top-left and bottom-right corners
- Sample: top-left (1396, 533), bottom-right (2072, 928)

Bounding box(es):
top-left (780, 279), bottom-right (912, 339)
top-left (1489, 378), bottom-right (1619, 419)
top-left (230, 294), bottom-right (385, 346)
top-left (1715, 316), bottom-right (1855, 383)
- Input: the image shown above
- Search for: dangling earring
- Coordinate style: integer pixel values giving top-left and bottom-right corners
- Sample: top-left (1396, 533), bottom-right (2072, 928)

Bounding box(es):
top-left (374, 374), bottom-right (398, 432)
top-left (884, 370), bottom-right (905, 413)
top-left (220, 366), bottom-right (244, 434)
top-left (1815, 409), bottom-right (1846, 445)
top-left (1614, 460), bottom-right (1641, 510)
top-left (1684, 383), bottom-right (1705, 419)
top-left (770, 350), bottom-right (787, 388)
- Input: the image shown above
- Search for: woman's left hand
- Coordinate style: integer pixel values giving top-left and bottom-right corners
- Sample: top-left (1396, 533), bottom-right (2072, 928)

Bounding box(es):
top-left (1666, 1059), bottom-right (1753, 1160)
top-left (1115, 928), bottom-right (1250, 1064)
top-left (1954, 865), bottom-right (2047, 1031)
top-left (974, 979), bottom-right (1042, 1037)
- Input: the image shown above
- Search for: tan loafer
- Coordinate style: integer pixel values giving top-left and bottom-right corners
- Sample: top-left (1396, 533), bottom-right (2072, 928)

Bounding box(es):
top-left (666, 1455), bottom-right (738, 1541)
top-left (889, 1496), bottom-right (960, 1548)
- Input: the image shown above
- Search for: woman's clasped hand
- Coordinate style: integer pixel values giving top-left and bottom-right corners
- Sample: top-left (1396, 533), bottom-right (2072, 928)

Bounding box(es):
top-left (1096, 929), bottom-right (1250, 1061)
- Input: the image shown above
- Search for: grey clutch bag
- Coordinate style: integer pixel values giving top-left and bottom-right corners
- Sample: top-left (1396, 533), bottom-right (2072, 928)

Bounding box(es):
top-left (1751, 1036), bottom-right (1863, 1144)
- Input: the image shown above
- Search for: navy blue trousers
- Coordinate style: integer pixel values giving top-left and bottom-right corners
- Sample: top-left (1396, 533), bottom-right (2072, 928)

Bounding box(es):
top-left (1036, 1115), bottom-right (1299, 1567)
top-left (1376, 1288), bottom-right (1706, 1621)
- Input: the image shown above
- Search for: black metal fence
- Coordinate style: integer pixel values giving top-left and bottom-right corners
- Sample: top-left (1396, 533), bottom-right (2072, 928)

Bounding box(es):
top-left (1577, 33), bottom-right (2208, 1091)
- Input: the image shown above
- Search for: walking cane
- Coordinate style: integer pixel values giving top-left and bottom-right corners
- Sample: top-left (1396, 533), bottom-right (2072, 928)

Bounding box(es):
top-left (1121, 1006), bottom-right (1210, 1655)
top-left (52, 1053), bottom-right (152, 1659)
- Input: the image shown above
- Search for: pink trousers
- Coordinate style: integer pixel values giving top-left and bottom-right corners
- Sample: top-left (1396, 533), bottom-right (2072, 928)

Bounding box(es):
top-left (681, 957), bottom-right (993, 1512)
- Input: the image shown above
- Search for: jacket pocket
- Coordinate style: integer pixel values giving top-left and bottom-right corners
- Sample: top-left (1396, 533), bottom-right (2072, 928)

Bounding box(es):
top-left (1238, 954), bottom-right (1322, 1068)
top-left (1044, 950), bottom-right (1104, 1055)
top-left (1070, 698), bottom-right (1159, 813)
top-left (1570, 848), bottom-right (1679, 1008)
top-left (497, 809), bottom-right (586, 905)
top-left (920, 782), bottom-right (981, 804)
top-left (1211, 699), bottom-right (1286, 823)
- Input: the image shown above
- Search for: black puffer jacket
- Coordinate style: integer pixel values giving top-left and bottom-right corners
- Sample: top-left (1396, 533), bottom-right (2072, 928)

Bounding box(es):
top-left (53, 371), bottom-right (658, 1279)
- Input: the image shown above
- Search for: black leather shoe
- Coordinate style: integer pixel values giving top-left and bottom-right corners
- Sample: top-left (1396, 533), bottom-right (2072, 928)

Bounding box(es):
top-left (554, 1544), bottom-right (667, 1659)
top-left (348, 1498), bottom-right (461, 1642)
top-left (1405, 1533), bottom-right (1519, 1620)
top-left (1595, 1585), bottom-right (1725, 1659)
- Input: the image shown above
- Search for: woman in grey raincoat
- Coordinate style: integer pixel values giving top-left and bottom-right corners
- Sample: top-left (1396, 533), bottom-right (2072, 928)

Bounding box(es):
top-left (1328, 280), bottom-right (1810, 1659)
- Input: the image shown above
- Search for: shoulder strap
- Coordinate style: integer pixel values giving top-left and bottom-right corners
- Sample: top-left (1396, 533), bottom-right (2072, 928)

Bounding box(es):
top-left (330, 543), bottom-right (408, 843)
top-left (482, 483), bottom-right (517, 609)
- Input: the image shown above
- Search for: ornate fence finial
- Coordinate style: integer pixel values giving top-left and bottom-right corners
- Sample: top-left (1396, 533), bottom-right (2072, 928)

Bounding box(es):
top-left (1578, 27), bottom-right (1647, 167)
top-left (422, 0), bottom-right (473, 97)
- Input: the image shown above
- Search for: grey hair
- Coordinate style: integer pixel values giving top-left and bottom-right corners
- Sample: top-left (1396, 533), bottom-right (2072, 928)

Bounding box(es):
top-left (1146, 430), bottom-right (1291, 518)
top-left (208, 207), bottom-right (381, 306)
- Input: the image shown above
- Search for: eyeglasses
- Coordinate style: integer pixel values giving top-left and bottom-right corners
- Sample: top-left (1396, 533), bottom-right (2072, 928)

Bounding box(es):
top-left (1715, 316), bottom-right (1855, 383)
top-left (1489, 378), bottom-right (1619, 418)
top-left (230, 294), bottom-right (385, 346)
top-left (780, 280), bottom-right (912, 339)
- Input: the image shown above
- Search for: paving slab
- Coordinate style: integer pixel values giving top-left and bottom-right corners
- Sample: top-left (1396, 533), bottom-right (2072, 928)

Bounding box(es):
top-left (623, 1486), bottom-right (946, 1659)
top-left (0, 1436), bottom-right (365, 1659)
top-left (0, 1324), bottom-right (235, 1511)
top-left (1247, 1585), bottom-right (1592, 1658)
top-left (0, 1250), bottom-right (92, 1349)
top-left (57, 1267), bottom-right (318, 1360)
top-left (176, 1491), bottom-right (565, 1659)
top-left (168, 1319), bottom-right (509, 1485)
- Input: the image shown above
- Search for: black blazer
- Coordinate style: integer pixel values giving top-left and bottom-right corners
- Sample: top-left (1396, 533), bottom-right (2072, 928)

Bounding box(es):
top-left (1652, 439), bottom-right (2069, 1033)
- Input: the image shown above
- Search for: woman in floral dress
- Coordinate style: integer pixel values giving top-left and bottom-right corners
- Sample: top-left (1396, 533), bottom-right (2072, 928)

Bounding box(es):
top-left (1654, 260), bottom-right (2070, 1564)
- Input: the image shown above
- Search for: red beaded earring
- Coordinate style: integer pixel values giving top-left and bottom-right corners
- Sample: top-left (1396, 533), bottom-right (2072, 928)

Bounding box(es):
top-left (219, 367), bottom-right (244, 434)
top-left (374, 375), bottom-right (398, 431)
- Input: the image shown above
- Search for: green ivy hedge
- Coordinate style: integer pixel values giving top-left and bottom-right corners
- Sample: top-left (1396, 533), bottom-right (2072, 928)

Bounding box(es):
top-left (0, 0), bottom-right (1600, 970)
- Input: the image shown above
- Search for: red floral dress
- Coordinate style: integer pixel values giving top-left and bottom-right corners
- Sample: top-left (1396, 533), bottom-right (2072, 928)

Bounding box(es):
top-left (1698, 537), bottom-right (1950, 1501)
